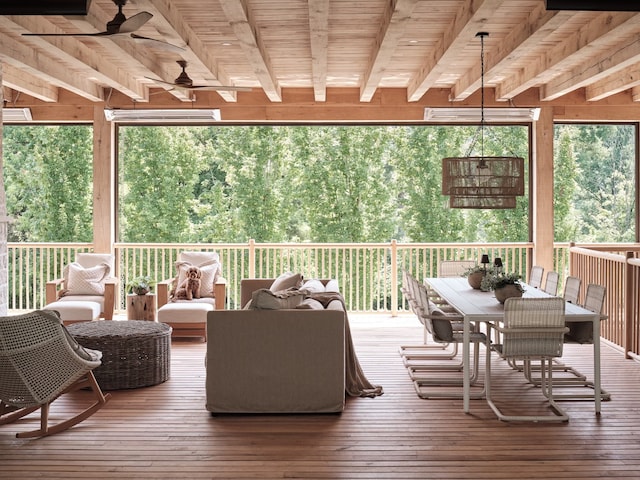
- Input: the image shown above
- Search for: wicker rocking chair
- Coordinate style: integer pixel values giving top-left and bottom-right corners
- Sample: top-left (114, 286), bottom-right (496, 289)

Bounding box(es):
top-left (0, 310), bottom-right (111, 438)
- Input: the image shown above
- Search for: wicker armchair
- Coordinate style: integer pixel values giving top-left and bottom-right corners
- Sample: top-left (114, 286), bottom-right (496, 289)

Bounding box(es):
top-left (0, 310), bottom-right (111, 438)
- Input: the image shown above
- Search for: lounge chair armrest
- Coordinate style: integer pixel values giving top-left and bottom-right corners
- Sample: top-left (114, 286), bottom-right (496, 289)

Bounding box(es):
top-left (102, 277), bottom-right (118, 320)
top-left (214, 277), bottom-right (227, 310)
top-left (46, 277), bottom-right (65, 304)
top-left (156, 278), bottom-right (174, 309)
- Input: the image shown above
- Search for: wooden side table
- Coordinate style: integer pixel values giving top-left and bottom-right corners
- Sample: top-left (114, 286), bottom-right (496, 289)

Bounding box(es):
top-left (127, 293), bottom-right (157, 321)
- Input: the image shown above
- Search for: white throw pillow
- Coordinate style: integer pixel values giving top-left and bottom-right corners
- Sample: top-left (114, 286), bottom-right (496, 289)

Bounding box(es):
top-left (65, 262), bottom-right (109, 295)
top-left (300, 279), bottom-right (325, 294)
top-left (324, 279), bottom-right (340, 293)
top-left (175, 259), bottom-right (221, 298)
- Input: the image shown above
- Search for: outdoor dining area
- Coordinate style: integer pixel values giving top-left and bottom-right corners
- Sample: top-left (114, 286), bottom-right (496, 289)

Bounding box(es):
top-left (400, 260), bottom-right (608, 423)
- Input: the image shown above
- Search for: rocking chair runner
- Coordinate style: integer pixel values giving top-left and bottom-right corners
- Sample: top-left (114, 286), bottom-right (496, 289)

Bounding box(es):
top-left (0, 310), bottom-right (111, 438)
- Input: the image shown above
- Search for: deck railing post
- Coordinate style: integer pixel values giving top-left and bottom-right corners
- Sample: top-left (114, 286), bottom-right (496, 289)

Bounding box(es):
top-left (248, 239), bottom-right (256, 279)
top-left (625, 251), bottom-right (634, 359)
top-left (390, 239), bottom-right (398, 317)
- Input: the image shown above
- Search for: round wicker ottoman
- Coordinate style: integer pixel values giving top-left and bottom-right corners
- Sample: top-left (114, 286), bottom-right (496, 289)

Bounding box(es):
top-left (67, 320), bottom-right (172, 390)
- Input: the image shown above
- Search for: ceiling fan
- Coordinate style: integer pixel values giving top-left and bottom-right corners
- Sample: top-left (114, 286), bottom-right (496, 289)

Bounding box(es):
top-left (22, 0), bottom-right (183, 52)
top-left (148, 60), bottom-right (252, 92)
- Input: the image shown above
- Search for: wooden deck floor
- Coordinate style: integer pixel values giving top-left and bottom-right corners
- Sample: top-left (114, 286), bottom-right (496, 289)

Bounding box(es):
top-left (2, 314), bottom-right (640, 479)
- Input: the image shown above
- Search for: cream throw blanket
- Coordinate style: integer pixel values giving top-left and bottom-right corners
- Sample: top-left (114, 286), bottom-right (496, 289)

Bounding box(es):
top-left (308, 292), bottom-right (383, 398)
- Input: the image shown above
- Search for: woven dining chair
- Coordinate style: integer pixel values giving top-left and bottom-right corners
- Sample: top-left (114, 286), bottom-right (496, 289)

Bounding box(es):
top-left (485, 297), bottom-right (569, 422)
top-left (528, 265), bottom-right (544, 289)
top-left (438, 260), bottom-right (476, 278)
top-left (399, 270), bottom-right (460, 361)
top-left (0, 310), bottom-right (111, 438)
top-left (543, 271), bottom-right (560, 296)
top-left (520, 283), bottom-right (611, 403)
top-left (563, 276), bottom-right (582, 304)
top-left (411, 283), bottom-right (487, 399)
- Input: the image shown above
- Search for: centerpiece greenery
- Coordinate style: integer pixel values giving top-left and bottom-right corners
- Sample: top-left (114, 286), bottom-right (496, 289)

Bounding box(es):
top-left (126, 275), bottom-right (155, 295)
top-left (463, 265), bottom-right (493, 290)
top-left (481, 272), bottom-right (525, 303)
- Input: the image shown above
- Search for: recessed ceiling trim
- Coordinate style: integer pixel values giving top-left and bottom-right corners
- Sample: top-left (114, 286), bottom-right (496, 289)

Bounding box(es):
top-left (2, 108), bottom-right (33, 123)
top-left (424, 107), bottom-right (540, 123)
top-left (104, 109), bottom-right (221, 123)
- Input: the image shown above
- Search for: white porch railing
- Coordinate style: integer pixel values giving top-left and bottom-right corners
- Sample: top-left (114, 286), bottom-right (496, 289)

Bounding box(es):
top-left (10, 240), bottom-right (541, 314)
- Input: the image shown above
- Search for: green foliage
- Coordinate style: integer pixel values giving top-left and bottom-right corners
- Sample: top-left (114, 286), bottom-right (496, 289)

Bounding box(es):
top-left (3, 125), bottom-right (93, 242)
top-left (481, 271), bottom-right (525, 293)
top-left (2, 123), bottom-right (636, 246)
top-left (554, 124), bottom-right (635, 242)
top-left (126, 275), bottom-right (155, 294)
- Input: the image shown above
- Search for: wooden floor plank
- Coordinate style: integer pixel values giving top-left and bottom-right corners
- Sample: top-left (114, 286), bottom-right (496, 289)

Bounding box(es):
top-left (2, 314), bottom-right (640, 479)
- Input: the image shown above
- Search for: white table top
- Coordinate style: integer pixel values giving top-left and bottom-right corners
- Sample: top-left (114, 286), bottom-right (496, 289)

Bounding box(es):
top-left (425, 277), bottom-right (598, 323)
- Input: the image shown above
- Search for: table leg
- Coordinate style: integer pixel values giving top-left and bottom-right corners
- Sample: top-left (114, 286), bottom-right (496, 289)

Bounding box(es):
top-left (593, 314), bottom-right (602, 414)
top-left (463, 316), bottom-right (470, 413)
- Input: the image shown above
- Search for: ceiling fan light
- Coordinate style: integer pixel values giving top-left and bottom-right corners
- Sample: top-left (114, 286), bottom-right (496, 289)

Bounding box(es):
top-left (104, 108), bottom-right (221, 123)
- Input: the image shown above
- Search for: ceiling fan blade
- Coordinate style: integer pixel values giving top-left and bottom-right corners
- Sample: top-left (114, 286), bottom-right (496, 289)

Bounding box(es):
top-left (129, 33), bottom-right (185, 53)
top-left (23, 31), bottom-right (110, 37)
top-left (187, 85), bottom-right (253, 92)
top-left (118, 11), bottom-right (152, 33)
top-left (146, 77), bottom-right (252, 92)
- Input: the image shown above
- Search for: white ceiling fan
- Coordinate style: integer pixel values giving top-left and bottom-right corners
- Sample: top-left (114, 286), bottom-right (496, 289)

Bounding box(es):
top-left (22, 0), bottom-right (183, 52)
top-left (148, 60), bottom-right (252, 92)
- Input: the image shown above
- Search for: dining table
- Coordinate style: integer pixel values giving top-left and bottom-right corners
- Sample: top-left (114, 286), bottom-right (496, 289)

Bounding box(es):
top-left (424, 277), bottom-right (604, 415)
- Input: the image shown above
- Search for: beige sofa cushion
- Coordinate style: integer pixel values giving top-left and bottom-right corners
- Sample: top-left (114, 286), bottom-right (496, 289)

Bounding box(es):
top-left (249, 288), bottom-right (305, 310)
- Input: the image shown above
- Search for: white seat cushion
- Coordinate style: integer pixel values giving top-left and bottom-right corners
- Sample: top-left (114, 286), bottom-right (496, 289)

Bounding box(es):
top-left (45, 300), bottom-right (101, 321)
top-left (56, 294), bottom-right (105, 312)
top-left (158, 302), bottom-right (213, 324)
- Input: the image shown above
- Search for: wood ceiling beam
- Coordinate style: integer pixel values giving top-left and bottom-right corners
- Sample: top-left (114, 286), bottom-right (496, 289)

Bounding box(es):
top-left (407, 0), bottom-right (506, 102)
top-left (451, 6), bottom-right (572, 101)
top-left (360, 0), bottom-right (419, 102)
top-left (585, 63), bottom-right (640, 101)
top-left (0, 30), bottom-right (103, 102)
top-left (544, 23), bottom-right (640, 101)
top-left (3, 15), bottom-right (148, 102)
top-left (497, 11), bottom-right (638, 100)
top-left (219, 0), bottom-right (282, 102)
top-left (308, 0), bottom-right (329, 102)
top-left (1, 63), bottom-right (59, 103)
top-left (132, 0), bottom-right (239, 103)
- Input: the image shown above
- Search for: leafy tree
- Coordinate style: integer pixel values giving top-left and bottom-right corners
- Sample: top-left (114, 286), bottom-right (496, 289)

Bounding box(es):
top-left (553, 126), bottom-right (578, 241)
top-left (3, 125), bottom-right (93, 242)
top-left (118, 126), bottom-right (207, 242)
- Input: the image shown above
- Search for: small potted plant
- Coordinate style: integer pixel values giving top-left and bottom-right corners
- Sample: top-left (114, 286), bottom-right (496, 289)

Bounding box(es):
top-left (481, 272), bottom-right (525, 303)
top-left (463, 265), bottom-right (493, 290)
top-left (127, 275), bottom-right (155, 296)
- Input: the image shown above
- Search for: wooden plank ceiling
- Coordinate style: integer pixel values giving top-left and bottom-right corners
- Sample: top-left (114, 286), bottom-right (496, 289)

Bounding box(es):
top-left (2, 0), bottom-right (640, 121)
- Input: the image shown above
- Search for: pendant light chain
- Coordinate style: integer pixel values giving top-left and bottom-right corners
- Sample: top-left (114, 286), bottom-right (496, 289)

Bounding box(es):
top-left (477, 31), bottom-right (488, 164)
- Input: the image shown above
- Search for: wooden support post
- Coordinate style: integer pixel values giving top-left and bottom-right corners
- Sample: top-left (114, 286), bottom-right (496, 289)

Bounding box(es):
top-left (532, 106), bottom-right (555, 274)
